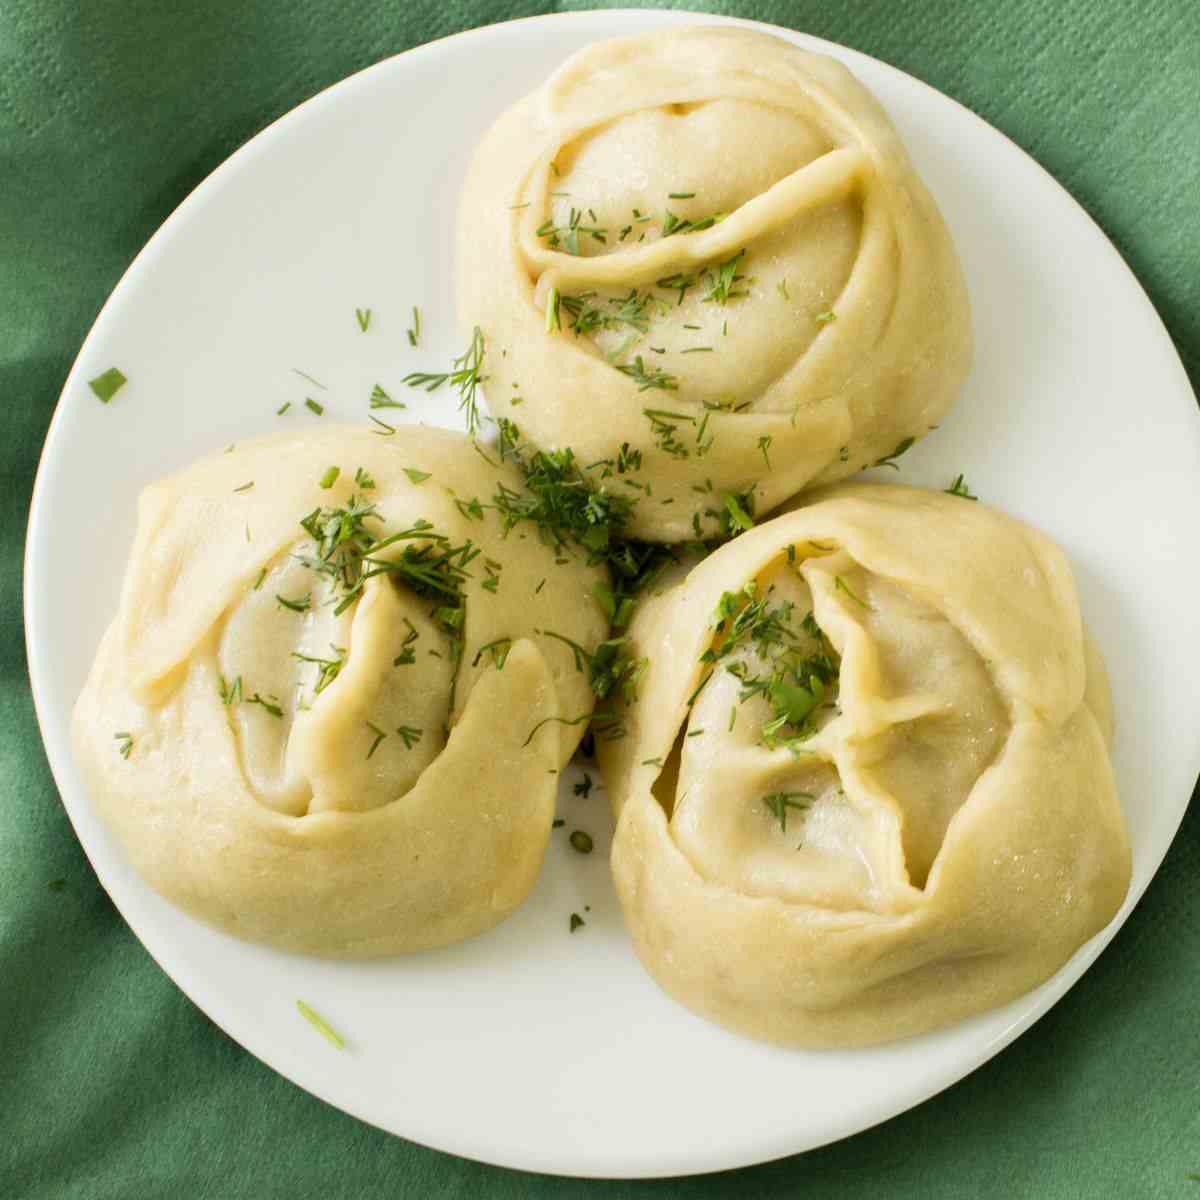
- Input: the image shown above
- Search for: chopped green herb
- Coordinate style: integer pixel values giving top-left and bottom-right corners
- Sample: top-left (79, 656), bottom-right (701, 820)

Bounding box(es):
top-left (366, 721), bottom-right (387, 759)
top-left (814, 309), bottom-right (837, 325)
top-left (402, 326), bottom-right (487, 436)
top-left (656, 269), bottom-right (700, 305)
top-left (246, 693), bottom-right (284, 718)
top-left (722, 491), bottom-right (755, 535)
top-left (292, 369), bottom-right (327, 391)
top-left (253, 567), bottom-right (267, 591)
top-left (368, 415), bottom-right (396, 435)
top-left (762, 791), bottom-right (814, 833)
top-left (569, 830), bottom-right (594, 855)
top-left (114, 731), bottom-right (133, 759)
top-left (835, 575), bottom-right (871, 609)
top-left (276, 401), bottom-right (292, 415)
top-left (305, 397), bottom-right (324, 416)
top-left (88, 367), bottom-right (127, 404)
top-left (757, 435), bottom-right (773, 468)
top-left (396, 724), bottom-right (423, 750)
top-left (296, 999), bottom-right (344, 1049)
top-left (945, 473), bottom-right (978, 500)
top-left (473, 637), bottom-right (513, 670)
top-left (536, 207), bottom-right (608, 255)
top-left (569, 912), bottom-right (586, 933)
top-left (318, 466), bottom-right (340, 490)
top-left (354, 467), bottom-right (376, 490)
top-left (218, 675), bottom-right (243, 706)
top-left (233, 481), bottom-right (255, 494)
top-left (668, 191), bottom-right (696, 199)
top-left (406, 306), bottom-right (421, 347)
top-left (276, 593), bottom-right (311, 613)
top-left (703, 250), bottom-right (747, 306)
top-left (574, 773), bottom-right (593, 799)
top-left (661, 209), bottom-right (723, 237)
top-left (545, 286), bottom-right (561, 333)
top-left (403, 467), bottom-right (431, 484)
top-left (618, 357), bottom-right (678, 392)
top-left (873, 437), bottom-right (915, 469)
top-left (355, 308), bottom-right (371, 332)
top-left (292, 647), bottom-right (346, 694)
top-left (369, 383), bottom-right (404, 410)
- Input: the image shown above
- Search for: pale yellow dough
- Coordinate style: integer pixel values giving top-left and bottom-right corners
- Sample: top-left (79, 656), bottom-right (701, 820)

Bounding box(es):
top-left (598, 484), bottom-right (1130, 1046)
top-left (458, 27), bottom-right (972, 541)
top-left (72, 427), bottom-right (608, 956)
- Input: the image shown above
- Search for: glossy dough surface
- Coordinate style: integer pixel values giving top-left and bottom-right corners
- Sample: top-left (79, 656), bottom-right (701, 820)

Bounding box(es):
top-left (458, 26), bottom-right (972, 541)
top-left (598, 485), bottom-right (1130, 1045)
top-left (72, 427), bottom-right (608, 956)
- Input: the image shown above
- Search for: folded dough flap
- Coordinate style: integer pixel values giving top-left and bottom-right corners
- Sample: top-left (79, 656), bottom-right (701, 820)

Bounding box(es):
top-left (540, 27), bottom-right (905, 164)
top-left (628, 487), bottom-right (1088, 912)
top-left (671, 557), bottom-right (903, 912)
top-left (787, 485), bottom-right (1087, 722)
top-left (115, 429), bottom-right (469, 701)
top-left (219, 567), bottom-right (455, 817)
top-left (804, 553), bottom-right (1010, 892)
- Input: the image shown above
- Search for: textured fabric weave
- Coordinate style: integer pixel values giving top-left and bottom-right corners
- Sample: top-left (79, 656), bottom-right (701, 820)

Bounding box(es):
top-left (2, 2), bottom-right (1197, 1195)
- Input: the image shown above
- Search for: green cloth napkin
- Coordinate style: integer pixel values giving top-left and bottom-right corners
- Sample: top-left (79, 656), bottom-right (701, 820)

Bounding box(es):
top-left (3, 1), bottom-right (1197, 1194)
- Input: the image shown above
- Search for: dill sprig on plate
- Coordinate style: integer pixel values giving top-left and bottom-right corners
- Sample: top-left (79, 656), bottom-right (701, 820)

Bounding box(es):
top-left (402, 326), bottom-right (487, 436)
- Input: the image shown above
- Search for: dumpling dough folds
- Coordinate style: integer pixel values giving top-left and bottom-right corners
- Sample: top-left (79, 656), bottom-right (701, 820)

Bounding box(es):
top-left (598, 484), bottom-right (1130, 1046)
top-left (72, 427), bottom-right (608, 956)
top-left (458, 26), bottom-right (972, 541)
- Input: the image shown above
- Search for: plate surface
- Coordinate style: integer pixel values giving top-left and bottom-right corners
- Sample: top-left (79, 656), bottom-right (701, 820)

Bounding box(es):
top-left (24, 9), bottom-right (1200, 1180)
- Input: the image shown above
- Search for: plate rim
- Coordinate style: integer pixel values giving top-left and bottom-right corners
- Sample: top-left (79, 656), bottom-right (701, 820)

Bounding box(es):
top-left (22, 7), bottom-right (1200, 1179)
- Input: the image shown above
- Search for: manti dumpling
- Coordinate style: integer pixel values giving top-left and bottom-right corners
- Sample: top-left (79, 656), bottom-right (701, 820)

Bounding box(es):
top-left (597, 484), bottom-right (1130, 1045)
top-left (72, 427), bottom-right (608, 956)
top-left (458, 27), bottom-right (971, 542)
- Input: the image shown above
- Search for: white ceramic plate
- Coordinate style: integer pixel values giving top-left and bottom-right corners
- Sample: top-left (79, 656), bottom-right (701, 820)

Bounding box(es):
top-left (25, 9), bottom-right (1200, 1180)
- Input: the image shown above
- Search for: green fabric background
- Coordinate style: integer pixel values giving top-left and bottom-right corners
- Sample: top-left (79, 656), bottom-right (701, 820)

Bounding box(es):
top-left (3, 1), bottom-right (1198, 1194)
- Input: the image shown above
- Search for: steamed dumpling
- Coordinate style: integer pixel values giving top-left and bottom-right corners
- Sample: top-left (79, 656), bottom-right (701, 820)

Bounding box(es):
top-left (72, 427), bottom-right (608, 956)
top-left (458, 26), bottom-right (971, 541)
top-left (597, 484), bottom-right (1130, 1045)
